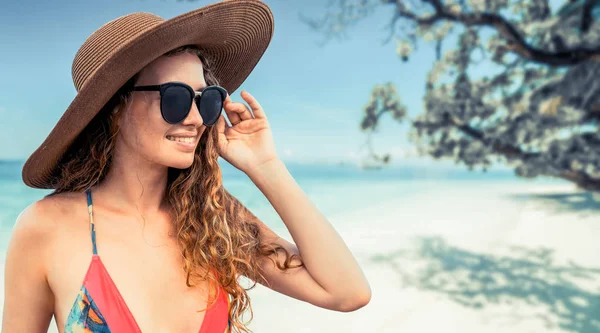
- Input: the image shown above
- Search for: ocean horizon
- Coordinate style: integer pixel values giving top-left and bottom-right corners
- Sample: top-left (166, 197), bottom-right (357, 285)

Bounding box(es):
top-left (0, 157), bottom-right (565, 248)
top-left (0, 157), bottom-right (529, 181)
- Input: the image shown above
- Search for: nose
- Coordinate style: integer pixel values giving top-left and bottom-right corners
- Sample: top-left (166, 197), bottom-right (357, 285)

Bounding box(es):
top-left (180, 100), bottom-right (204, 127)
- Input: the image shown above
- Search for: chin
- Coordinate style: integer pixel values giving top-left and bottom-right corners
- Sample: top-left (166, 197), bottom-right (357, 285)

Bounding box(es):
top-left (165, 155), bottom-right (196, 170)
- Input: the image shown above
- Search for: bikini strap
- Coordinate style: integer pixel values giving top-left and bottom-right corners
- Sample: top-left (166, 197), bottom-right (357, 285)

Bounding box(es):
top-left (86, 189), bottom-right (98, 255)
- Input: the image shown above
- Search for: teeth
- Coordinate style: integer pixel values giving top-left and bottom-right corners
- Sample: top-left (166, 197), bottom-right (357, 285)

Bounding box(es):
top-left (167, 136), bottom-right (195, 143)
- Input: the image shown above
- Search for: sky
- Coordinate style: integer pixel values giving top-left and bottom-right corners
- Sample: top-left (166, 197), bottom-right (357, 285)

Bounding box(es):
top-left (0, 0), bottom-right (566, 168)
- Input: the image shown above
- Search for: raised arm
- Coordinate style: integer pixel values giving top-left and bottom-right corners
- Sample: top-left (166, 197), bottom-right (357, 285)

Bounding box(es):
top-left (243, 159), bottom-right (372, 312)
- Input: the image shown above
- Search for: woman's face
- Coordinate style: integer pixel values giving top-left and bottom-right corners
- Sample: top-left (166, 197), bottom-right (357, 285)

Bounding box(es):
top-left (117, 52), bottom-right (208, 169)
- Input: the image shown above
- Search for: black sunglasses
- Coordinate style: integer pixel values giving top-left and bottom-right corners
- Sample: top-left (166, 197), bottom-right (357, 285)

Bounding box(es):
top-left (133, 81), bottom-right (228, 126)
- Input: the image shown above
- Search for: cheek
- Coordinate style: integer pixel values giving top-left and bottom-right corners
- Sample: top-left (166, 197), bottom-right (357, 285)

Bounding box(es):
top-left (119, 102), bottom-right (169, 153)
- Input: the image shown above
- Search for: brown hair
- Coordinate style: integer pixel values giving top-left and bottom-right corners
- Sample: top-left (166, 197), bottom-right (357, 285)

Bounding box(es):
top-left (48, 45), bottom-right (303, 332)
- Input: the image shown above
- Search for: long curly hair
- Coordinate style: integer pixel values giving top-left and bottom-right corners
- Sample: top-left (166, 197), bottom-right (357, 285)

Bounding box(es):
top-left (47, 44), bottom-right (304, 332)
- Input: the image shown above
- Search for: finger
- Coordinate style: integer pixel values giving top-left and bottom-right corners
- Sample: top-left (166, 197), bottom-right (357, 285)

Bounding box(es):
top-left (224, 94), bottom-right (255, 117)
top-left (239, 103), bottom-right (253, 121)
top-left (226, 101), bottom-right (253, 117)
top-left (216, 113), bottom-right (227, 134)
top-left (241, 91), bottom-right (265, 119)
top-left (223, 94), bottom-right (242, 125)
top-left (216, 114), bottom-right (229, 154)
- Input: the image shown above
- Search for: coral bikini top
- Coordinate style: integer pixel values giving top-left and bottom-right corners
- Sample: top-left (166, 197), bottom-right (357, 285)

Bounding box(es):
top-left (63, 189), bottom-right (231, 333)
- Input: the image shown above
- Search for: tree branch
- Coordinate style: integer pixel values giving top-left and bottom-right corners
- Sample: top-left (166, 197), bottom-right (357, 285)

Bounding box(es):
top-left (308, 0), bottom-right (600, 65)
top-left (403, 0), bottom-right (600, 66)
top-left (581, 0), bottom-right (598, 33)
top-left (438, 112), bottom-right (600, 189)
top-left (440, 112), bottom-right (539, 160)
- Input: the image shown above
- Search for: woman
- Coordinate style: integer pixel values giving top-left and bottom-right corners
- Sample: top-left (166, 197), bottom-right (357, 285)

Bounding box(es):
top-left (2, 1), bottom-right (371, 333)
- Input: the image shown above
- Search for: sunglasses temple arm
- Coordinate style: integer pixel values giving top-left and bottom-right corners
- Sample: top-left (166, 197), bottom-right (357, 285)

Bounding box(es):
top-left (132, 85), bottom-right (161, 91)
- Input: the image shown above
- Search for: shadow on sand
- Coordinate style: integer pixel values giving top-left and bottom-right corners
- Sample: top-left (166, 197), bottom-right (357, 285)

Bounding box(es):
top-left (371, 236), bottom-right (600, 333)
top-left (509, 192), bottom-right (600, 218)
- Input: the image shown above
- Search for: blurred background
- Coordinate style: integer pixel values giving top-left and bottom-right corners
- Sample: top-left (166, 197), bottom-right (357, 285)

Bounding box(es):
top-left (1, 0), bottom-right (599, 332)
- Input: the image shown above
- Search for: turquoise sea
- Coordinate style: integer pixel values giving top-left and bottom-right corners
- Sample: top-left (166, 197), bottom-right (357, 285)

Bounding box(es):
top-left (0, 158), bottom-right (538, 252)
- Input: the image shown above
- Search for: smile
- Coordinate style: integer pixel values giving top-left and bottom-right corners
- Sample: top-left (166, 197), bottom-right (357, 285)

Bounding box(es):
top-left (166, 136), bottom-right (195, 143)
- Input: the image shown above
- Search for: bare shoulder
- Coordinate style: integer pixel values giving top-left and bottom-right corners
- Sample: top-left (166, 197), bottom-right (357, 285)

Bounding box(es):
top-left (2, 193), bottom-right (77, 330)
top-left (2, 192), bottom-right (84, 332)
top-left (10, 191), bottom-right (84, 252)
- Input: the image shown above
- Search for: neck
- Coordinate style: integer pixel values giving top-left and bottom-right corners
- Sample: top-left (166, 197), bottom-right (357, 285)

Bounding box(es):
top-left (93, 146), bottom-right (170, 217)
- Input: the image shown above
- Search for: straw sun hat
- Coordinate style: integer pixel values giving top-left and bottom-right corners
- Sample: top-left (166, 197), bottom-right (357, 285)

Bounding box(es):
top-left (21, 0), bottom-right (274, 189)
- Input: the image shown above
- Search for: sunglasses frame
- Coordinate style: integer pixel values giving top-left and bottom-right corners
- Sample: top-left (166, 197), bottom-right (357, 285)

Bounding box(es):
top-left (132, 81), bottom-right (227, 126)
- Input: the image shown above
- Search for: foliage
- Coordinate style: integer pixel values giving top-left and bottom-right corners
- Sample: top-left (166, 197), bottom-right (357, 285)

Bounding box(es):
top-left (302, 0), bottom-right (600, 189)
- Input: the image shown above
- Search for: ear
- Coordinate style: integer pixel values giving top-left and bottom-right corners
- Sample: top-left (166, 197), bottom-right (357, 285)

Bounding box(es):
top-left (109, 105), bottom-right (123, 130)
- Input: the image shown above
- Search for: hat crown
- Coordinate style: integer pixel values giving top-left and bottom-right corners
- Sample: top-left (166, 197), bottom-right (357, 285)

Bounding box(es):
top-left (72, 12), bottom-right (165, 91)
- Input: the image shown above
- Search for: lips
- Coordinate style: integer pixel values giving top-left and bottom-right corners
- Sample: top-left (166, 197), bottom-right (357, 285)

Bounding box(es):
top-left (166, 135), bottom-right (195, 143)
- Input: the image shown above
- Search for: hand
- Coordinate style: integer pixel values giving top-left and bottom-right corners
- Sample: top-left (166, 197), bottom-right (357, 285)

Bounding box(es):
top-left (216, 90), bottom-right (280, 174)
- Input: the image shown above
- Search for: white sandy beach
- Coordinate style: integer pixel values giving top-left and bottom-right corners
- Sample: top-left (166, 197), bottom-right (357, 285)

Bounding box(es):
top-left (246, 181), bottom-right (600, 333)
top-left (2, 181), bottom-right (599, 332)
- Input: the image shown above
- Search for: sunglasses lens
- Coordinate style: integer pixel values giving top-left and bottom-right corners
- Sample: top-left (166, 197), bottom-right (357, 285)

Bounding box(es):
top-left (162, 85), bottom-right (192, 124)
top-left (197, 87), bottom-right (224, 126)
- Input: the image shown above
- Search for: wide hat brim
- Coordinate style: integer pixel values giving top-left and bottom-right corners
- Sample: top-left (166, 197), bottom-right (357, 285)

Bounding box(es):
top-left (22, 0), bottom-right (274, 189)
